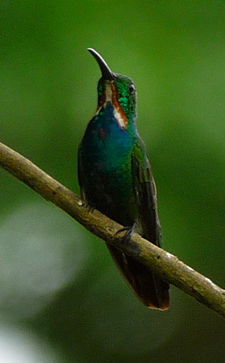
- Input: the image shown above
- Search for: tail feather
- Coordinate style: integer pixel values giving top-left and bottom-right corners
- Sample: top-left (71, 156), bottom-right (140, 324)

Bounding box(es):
top-left (107, 245), bottom-right (170, 309)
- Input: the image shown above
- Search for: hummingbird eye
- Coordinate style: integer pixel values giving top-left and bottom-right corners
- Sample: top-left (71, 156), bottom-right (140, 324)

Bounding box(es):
top-left (129, 83), bottom-right (135, 94)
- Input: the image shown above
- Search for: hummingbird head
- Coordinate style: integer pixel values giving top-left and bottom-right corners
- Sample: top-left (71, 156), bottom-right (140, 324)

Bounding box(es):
top-left (88, 48), bottom-right (137, 129)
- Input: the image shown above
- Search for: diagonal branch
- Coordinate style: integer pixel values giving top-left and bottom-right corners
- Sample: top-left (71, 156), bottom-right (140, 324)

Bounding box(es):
top-left (0, 141), bottom-right (225, 318)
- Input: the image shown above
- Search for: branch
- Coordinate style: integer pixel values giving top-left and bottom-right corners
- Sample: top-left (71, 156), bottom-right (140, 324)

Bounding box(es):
top-left (0, 141), bottom-right (225, 318)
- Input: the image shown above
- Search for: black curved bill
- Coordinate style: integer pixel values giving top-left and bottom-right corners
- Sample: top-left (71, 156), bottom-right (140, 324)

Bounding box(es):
top-left (88, 48), bottom-right (116, 80)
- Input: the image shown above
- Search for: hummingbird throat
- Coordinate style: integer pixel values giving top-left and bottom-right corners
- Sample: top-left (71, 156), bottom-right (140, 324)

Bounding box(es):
top-left (97, 82), bottom-right (128, 129)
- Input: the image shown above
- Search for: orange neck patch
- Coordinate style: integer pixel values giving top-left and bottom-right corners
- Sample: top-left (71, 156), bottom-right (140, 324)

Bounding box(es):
top-left (96, 82), bottom-right (128, 129)
top-left (111, 83), bottom-right (128, 129)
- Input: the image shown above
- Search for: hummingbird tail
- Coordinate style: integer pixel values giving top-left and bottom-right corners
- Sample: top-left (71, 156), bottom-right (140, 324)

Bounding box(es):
top-left (107, 245), bottom-right (170, 309)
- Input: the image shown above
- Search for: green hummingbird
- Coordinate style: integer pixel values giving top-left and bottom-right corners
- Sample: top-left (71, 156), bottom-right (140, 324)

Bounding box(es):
top-left (78, 48), bottom-right (170, 309)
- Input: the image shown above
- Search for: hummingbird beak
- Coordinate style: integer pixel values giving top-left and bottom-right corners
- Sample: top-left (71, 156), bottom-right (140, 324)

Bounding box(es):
top-left (88, 48), bottom-right (116, 81)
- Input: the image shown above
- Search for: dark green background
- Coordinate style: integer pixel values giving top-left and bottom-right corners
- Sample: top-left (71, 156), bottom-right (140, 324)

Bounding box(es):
top-left (0, 1), bottom-right (225, 362)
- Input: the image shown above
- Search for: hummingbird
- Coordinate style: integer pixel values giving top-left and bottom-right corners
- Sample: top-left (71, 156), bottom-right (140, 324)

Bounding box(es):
top-left (78, 48), bottom-right (170, 309)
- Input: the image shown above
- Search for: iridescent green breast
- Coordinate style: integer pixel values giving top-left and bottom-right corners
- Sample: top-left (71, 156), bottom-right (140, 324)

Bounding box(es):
top-left (79, 103), bottom-right (138, 224)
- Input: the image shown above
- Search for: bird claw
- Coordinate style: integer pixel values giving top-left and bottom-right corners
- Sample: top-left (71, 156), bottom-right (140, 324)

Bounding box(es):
top-left (115, 222), bottom-right (136, 241)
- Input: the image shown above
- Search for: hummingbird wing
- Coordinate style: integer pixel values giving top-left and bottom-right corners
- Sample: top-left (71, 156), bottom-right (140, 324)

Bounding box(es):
top-left (128, 138), bottom-right (170, 308)
top-left (102, 139), bottom-right (170, 309)
top-left (132, 138), bottom-right (161, 246)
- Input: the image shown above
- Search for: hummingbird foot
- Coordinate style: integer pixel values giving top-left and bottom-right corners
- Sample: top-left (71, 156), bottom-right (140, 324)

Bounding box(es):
top-left (87, 204), bottom-right (95, 213)
top-left (114, 222), bottom-right (140, 257)
top-left (80, 200), bottom-right (95, 213)
top-left (115, 222), bottom-right (137, 241)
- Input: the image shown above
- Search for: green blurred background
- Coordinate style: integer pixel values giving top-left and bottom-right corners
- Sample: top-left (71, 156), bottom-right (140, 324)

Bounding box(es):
top-left (1, 1), bottom-right (225, 362)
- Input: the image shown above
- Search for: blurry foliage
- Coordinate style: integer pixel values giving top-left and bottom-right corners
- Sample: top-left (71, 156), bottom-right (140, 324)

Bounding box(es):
top-left (0, 1), bottom-right (225, 362)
